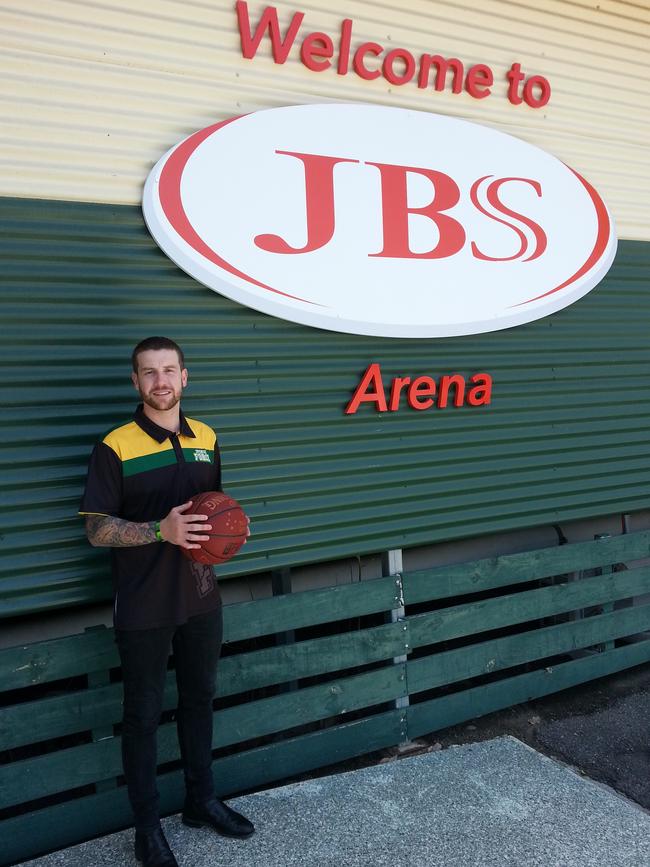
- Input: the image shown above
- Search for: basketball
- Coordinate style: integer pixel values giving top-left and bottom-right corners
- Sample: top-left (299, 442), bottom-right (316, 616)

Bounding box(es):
top-left (182, 491), bottom-right (248, 565)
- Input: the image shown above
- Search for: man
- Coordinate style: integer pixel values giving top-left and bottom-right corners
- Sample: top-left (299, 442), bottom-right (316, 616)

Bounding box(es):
top-left (79, 336), bottom-right (254, 867)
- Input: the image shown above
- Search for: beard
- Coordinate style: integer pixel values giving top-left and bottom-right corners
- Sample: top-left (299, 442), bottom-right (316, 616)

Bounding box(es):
top-left (140, 387), bottom-right (182, 412)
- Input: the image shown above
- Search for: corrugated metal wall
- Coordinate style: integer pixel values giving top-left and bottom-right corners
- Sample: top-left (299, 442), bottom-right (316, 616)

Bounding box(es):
top-left (2, 195), bottom-right (650, 618)
top-left (1, 0), bottom-right (649, 239)
top-left (1, 1), bottom-right (649, 618)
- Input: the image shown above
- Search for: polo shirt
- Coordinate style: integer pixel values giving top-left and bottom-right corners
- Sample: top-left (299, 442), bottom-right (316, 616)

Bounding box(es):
top-left (79, 403), bottom-right (222, 630)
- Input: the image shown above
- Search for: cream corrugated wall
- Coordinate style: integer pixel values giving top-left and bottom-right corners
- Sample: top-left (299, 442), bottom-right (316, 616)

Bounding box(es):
top-left (1, 0), bottom-right (648, 238)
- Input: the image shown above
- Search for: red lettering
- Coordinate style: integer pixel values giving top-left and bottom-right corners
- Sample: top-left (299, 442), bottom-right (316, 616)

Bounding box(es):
top-left (470, 176), bottom-right (547, 262)
top-left (337, 18), bottom-right (353, 75)
top-left (345, 363), bottom-right (387, 414)
top-left (465, 64), bottom-right (493, 99)
top-left (389, 376), bottom-right (411, 411)
top-left (524, 75), bottom-right (551, 108)
top-left (345, 368), bottom-right (493, 414)
top-left (438, 375), bottom-right (465, 408)
top-left (237, 8), bottom-right (542, 106)
top-left (300, 32), bottom-right (333, 72)
top-left (407, 376), bottom-right (436, 410)
top-left (353, 42), bottom-right (383, 80)
top-left (254, 151), bottom-right (359, 254)
top-left (418, 55), bottom-right (464, 92)
top-left (383, 48), bottom-right (416, 86)
top-left (236, 2), bottom-right (303, 64)
top-left (467, 373), bottom-right (492, 406)
top-left (367, 162), bottom-right (465, 259)
top-left (506, 62), bottom-right (525, 105)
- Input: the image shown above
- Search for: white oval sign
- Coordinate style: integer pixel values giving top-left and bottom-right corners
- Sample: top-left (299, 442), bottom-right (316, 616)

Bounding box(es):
top-left (143, 104), bottom-right (617, 338)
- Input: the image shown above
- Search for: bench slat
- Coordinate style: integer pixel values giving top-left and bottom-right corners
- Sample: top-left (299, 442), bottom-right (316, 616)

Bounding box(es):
top-left (407, 638), bottom-right (650, 739)
top-left (218, 619), bottom-right (408, 695)
top-left (223, 575), bottom-right (399, 641)
top-left (402, 531), bottom-right (650, 605)
top-left (407, 602), bottom-right (650, 695)
top-left (0, 627), bottom-right (118, 690)
top-left (408, 566), bottom-right (650, 649)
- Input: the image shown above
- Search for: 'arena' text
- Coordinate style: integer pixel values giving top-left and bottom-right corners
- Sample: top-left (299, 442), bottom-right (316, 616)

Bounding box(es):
top-left (345, 363), bottom-right (492, 414)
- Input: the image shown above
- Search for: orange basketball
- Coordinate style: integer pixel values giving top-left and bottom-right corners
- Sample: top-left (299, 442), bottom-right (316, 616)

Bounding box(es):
top-left (182, 492), bottom-right (248, 565)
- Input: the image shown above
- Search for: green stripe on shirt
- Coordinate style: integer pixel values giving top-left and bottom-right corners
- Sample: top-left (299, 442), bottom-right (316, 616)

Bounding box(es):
top-left (122, 448), bottom-right (213, 477)
top-left (122, 450), bottom-right (179, 477)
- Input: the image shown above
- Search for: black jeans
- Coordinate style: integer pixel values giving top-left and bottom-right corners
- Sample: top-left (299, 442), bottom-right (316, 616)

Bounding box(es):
top-left (115, 606), bottom-right (223, 831)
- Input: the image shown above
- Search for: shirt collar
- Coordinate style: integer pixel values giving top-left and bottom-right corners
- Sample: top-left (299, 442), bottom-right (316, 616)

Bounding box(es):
top-left (134, 403), bottom-right (195, 442)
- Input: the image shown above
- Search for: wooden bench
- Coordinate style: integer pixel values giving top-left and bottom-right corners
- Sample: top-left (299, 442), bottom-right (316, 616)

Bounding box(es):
top-left (3, 530), bottom-right (650, 864)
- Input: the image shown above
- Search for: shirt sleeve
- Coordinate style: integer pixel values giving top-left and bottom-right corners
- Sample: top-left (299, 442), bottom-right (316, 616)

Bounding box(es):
top-left (78, 441), bottom-right (123, 517)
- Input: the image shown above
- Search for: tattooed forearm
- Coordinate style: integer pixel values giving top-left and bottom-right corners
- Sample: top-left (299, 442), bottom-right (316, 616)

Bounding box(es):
top-left (85, 515), bottom-right (157, 547)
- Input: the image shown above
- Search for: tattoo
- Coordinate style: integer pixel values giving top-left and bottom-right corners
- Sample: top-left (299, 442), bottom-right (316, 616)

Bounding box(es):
top-left (85, 515), bottom-right (157, 547)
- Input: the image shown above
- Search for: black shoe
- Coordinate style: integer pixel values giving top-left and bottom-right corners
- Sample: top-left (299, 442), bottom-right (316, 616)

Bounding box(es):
top-left (182, 797), bottom-right (255, 838)
top-left (134, 826), bottom-right (179, 867)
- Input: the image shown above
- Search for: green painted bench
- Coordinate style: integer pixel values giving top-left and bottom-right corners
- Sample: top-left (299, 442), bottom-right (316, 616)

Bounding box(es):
top-left (2, 530), bottom-right (650, 864)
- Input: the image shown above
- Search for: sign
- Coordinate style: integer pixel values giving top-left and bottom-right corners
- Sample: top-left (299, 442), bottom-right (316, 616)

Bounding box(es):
top-left (143, 103), bottom-right (617, 339)
top-left (235, 2), bottom-right (551, 108)
top-left (345, 365), bottom-right (492, 414)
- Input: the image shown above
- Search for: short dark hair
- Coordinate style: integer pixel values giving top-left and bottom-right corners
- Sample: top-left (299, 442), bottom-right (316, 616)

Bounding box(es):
top-left (131, 337), bottom-right (185, 372)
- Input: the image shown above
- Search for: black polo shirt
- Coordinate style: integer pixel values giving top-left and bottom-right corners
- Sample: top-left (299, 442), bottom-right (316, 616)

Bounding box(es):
top-left (79, 404), bottom-right (222, 630)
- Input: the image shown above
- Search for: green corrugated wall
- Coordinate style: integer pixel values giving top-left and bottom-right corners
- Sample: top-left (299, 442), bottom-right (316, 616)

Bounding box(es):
top-left (1, 195), bottom-right (649, 618)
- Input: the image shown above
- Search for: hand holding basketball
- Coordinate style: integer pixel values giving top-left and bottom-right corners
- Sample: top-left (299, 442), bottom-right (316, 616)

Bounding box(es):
top-left (181, 492), bottom-right (249, 565)
top-left (159, 500), bottom-right (211, 549)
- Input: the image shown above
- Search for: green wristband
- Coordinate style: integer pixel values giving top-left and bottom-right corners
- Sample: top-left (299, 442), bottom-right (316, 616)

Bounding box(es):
top-left (154, 521), bottom-right (164, 542)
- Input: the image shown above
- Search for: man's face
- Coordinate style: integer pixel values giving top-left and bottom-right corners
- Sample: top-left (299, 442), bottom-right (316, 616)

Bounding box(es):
top-left (131, 348), bottom-right (188, 413)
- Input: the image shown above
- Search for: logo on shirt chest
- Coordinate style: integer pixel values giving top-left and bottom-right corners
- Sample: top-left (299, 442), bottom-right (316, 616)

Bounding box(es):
top-left (193, 449), bottom-right (211, 463)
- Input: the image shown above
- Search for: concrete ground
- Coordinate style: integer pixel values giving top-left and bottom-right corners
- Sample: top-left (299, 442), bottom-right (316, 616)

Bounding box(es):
top-left (423, 660), bottom-right (650, 812)
top-left (17, 737), bottom-right (650, 867)
top-left (16, 662), bottom-right (650, 867)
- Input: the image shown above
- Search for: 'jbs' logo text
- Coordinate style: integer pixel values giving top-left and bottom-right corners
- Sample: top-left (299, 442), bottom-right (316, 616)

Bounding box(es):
top-left (143, 104), bottom-right (616, 339)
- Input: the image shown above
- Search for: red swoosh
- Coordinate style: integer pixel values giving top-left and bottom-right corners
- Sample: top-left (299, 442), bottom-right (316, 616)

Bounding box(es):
top-left (514, 166), bottom-right (612, 307)
top-left (158, 117), bottom-right (321, 306)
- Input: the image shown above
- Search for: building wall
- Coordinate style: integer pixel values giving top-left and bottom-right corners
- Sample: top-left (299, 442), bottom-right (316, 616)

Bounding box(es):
top-left (2, 0), bottom-right (648, 239)
top-left (1, 1), bottom-right (649, 631)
